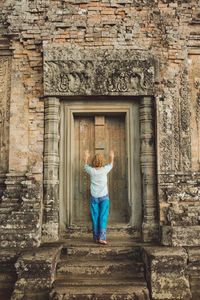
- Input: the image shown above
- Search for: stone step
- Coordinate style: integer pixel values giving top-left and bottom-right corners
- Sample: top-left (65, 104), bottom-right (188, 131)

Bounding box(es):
top-left (62, 224), bottom-right (140, 237)
top-left (60, 232), bottom-right (141, 242)
top-left (56, 259), bottom-right (144, 278)
top-left (62, 239), bottom-right (141, 248)
top-left (60, 235), bottom-right (145, 260)
top-left (61, 245), bottom-right (141, 260)
top-left (50, 283), bottom-right (150, 300)
top-left (56, 273), bottom-right (144, 282)
top-left (53, 278), bottom-right (147, 288)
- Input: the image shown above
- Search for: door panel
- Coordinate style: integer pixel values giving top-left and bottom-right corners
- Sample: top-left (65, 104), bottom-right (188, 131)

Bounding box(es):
top-left (73, 114), bottom-right (128, 225)
top-left (105, 115), bottom-right (128, 223)
top-left (74, 117), bottom-right (94, 223)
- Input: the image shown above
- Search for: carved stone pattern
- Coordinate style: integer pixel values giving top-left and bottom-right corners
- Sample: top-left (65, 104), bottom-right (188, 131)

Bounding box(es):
top-left (159, 101), bottom-right (173, 172)
top-left (196, 92), bottom-right (200, 127)
top-left (180, 70), bottom-right (192, 171)
top-left (0, 56), bottom-right (11, 174)
top-left (44, 60), bottom-right (154, 96)
top-left (160, 137), bottom-right (173, 172)
top-left (180, 87), bottom-right (190, 133)
top-left (181, 137), bottom-right (192, 171)
top-left (173, 96), bottom-right (181, 172)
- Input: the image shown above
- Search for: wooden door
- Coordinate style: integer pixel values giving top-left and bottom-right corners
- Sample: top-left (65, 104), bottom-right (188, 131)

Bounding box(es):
top-left (73, 114), bottom-right (128, 225)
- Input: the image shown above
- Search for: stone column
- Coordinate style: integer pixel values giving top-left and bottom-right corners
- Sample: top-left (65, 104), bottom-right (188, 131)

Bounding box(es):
top-left (42, 97), bottom-right (60, 242)
top-left (139, 96), bottom-right (158, 242)
top-left (0, 55), bottom-right (11, 203)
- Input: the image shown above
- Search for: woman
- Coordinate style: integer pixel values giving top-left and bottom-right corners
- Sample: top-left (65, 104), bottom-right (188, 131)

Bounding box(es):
top-left (84, 150), bottom-right (114, 245)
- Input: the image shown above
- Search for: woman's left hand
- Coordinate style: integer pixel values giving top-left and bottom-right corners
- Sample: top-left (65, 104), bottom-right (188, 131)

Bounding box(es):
top-left (84, 149), bottom-right (90, 158)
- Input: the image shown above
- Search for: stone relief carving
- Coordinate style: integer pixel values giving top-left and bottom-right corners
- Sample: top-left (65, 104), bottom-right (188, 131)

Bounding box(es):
top-left (160, 137), bottom-right (173, 171)
top-left (0, 57), bottom-right (11, 174)
top-left (179, 71), bottom-right (192, 171)
top-left (44, 61), bottom-right (94, 94)
top-left (159, 65), bottom-right (192, 173)
top-left (43, 51), bottom-right (155, 96)
top-left (180, 85), bottom-right (190, 133)
top-left (159, 98), bottom-right (174, 172)
top-left (181, 137), bottom-right (192, 170)
top-left (196, 93), bottom-right (200, 125)
top-left (173, 107), bottom-right (180, 172)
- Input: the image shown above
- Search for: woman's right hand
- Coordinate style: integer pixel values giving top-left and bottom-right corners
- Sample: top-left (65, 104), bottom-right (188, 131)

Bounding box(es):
top-left (109, 150), bottom-right (114, 158)
top-left (109, 150), bottom-right (114, 165)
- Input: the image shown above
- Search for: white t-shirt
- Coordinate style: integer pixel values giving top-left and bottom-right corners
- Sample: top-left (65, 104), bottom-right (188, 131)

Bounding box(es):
top-left (84, 164), bottom-right (113, 198)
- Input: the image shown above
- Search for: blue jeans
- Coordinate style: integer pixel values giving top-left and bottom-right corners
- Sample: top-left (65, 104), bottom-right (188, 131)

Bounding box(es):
top-left (90, 194), bottom-right (109, 241)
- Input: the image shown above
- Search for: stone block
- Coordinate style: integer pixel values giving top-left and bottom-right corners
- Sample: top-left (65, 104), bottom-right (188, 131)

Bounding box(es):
top-left (186, 247), bottom-right (200, 300)
top-left (142, 246), bottom-right (192, 300)
top-left (0, 249), bottom-right (18, 298)
top-left (12, 244), bottom-right (62, 299)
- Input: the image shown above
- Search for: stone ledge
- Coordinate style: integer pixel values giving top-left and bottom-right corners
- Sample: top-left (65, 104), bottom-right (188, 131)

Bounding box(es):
top-left (161, 225), bottom-right (200, 246)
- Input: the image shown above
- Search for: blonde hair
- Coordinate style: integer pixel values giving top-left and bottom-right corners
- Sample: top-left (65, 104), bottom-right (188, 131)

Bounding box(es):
top-left (92, 153), bottom-right (106, 168)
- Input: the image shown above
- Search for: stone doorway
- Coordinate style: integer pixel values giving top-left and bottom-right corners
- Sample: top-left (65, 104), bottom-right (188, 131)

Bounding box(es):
top-left (73, 114), bottom-right (128, 226)
top-left (59, 99), bottom-right (144, 234)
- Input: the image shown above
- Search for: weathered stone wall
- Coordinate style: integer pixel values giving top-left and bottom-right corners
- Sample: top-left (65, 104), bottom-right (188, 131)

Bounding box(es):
top-left (0, 0), bottom-right (200, 256)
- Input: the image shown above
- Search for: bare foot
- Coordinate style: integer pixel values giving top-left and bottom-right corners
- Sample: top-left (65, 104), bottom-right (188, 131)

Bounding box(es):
top-left (99, 239), bottom-right (107, 245)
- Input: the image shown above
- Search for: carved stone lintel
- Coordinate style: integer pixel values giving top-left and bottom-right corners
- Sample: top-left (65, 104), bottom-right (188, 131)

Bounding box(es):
top-left (43, 46), bottom-right (156, 97)
top-left (140, 96), bottom-right (158, 242)
top-left (42, 97), bottom-right (60, 242)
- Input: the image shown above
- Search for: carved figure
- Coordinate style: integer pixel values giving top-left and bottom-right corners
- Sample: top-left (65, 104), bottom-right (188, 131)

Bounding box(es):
top-left (59, 72), bottom-right (69, 91)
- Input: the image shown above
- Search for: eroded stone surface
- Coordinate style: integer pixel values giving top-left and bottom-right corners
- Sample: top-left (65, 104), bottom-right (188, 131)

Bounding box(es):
top-left (142, 246), bottom-right (192, 300)
top-left (11, 244), bottom-right (62, 300)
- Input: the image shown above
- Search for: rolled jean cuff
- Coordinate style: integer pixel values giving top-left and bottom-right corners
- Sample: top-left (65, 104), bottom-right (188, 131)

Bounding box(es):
top-left (99, 228), bottom-right (106, 241)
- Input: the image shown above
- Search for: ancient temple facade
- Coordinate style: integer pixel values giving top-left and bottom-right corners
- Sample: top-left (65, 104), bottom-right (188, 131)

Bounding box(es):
top-left (0, 0), bottom-right (200, 299)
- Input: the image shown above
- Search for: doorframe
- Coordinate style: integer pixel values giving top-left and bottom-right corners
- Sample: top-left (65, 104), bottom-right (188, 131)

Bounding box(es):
top-left (43, 96), bottom-right (158, 242)
top-left (59, 100), bottom-right (137, 231)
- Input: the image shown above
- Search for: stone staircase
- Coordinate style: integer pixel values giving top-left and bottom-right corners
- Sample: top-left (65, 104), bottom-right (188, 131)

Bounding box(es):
top-left (49, 233), bottom-right (150, 300)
